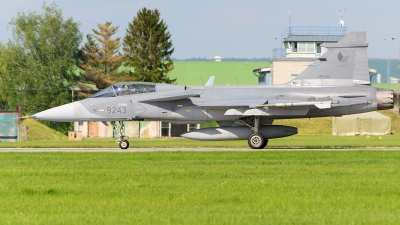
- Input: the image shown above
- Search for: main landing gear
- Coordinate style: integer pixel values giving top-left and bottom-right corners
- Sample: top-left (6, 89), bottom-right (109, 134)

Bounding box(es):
top-left (238, 116), bottom-right (268, 149)
top-left (111, 121), bottom-right (130, 149)
top-left (248, 133), bottom-right (268, 149)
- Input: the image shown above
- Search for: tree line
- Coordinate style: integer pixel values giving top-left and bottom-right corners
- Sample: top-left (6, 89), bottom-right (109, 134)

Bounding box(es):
top-left (0, 3), bottom-right (174, 133)
top-left (0, 3), bottom-right (175, 118)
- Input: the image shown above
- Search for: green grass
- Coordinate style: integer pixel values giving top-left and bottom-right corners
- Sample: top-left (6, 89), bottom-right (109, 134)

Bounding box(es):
top-left (23, 118), bottom-right (67, 141)
top-left (169, 61), bottom-right (270, 86)
top-left (79, 61), bottom-right (268, 86)
top-left (371, 83), bottom-right (398, 90)
top-left (1, 151), bottom-right (400, 224)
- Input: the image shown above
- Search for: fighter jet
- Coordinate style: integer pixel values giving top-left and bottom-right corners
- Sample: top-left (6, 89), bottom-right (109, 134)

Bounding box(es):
top-left (33, 32), bottom-right (393, 149)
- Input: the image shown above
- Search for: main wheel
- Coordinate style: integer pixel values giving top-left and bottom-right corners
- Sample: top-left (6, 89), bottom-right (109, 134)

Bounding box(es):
top-left (248, 133), bottom-right (266, 149)
top-left (119, 140), bottom-right (129, 149)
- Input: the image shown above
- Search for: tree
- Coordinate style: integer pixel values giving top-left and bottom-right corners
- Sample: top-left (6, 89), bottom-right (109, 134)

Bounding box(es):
top-left (0, 2), bottom-right (82, 115)
top-left (0, 43), bottom-right (8, 110)
top-left (0, 3), bottom-right (82, 134)
top-left (123, 8), bottom-right (176, 83)
top-left (77, 22), bottom-right (124, 98)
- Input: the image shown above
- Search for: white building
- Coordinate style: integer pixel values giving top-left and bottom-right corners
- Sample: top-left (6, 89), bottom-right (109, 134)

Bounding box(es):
top-left (269, 26), bottom-right (347, 84)
top-left (214, 55), bottom-right (222, 62)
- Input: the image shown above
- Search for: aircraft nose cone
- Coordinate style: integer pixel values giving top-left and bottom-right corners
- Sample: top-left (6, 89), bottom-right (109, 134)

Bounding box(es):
top-left (32, 102), bottom-right (78, 122)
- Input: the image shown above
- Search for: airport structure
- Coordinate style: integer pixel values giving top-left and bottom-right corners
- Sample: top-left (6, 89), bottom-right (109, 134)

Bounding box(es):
top-left (73, 120), bottom-right (199, 139)
top-left (254, 26), bottom-right (347, 85)
top-left (254, 25), bottom-right (384, 86)
top-left (271, 26), bottom-right (347, 84)
top-left (0, 106), bottom-right (27, 142)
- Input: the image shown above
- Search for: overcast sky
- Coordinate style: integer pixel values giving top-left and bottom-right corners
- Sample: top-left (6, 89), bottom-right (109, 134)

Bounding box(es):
top-left (1, 0), bottom-right (399, 59)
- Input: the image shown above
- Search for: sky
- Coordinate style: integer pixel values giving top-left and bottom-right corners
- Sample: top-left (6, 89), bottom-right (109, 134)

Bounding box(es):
top-left (0, 0), bottom-right (399, 59)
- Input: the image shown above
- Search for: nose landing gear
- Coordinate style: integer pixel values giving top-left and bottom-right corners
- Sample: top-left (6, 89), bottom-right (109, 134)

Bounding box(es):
top-left (111, 121), bottom-right (130, 149)
top-left (119, 139), bottom-right (129, 149)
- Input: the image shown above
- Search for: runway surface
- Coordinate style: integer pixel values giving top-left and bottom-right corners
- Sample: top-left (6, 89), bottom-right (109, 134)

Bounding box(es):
top-left (1, 147), bottom-right (400, 152)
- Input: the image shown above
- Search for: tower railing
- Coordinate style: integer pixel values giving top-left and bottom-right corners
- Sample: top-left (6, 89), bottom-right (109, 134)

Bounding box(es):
top-left (273, 26), bottom-right (347, 59)
top-left (284, 26), bottom-right (347, 36)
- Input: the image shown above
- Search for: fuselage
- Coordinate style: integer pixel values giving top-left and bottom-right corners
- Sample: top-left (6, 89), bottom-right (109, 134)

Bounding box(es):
top-left (32, 82), bottom-right (392, 123)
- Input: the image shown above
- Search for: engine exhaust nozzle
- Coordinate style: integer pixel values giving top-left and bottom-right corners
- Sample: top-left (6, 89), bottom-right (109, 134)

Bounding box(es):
top-left (376, 88), bottom-right (394, 110)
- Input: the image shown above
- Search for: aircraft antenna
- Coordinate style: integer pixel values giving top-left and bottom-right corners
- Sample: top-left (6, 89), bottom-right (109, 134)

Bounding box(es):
top-left (333, 9), bottom-right (346, 27)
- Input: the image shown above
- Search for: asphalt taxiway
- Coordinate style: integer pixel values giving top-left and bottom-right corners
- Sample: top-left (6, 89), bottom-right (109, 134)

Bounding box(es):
top-left (1, 147), bottom-right (400, 152)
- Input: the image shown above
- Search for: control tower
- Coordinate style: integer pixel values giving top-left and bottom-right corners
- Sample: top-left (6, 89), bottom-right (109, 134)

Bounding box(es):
top-left (268, 26), bottom-right (347, 85)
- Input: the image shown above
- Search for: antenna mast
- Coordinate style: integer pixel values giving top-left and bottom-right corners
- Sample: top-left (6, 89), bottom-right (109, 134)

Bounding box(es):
top-left (334, 9), bottom-right (346, 27)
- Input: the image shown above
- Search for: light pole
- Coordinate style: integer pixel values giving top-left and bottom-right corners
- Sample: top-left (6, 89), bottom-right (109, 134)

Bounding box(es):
top-left (383, 38), bottom-right (395, 83)
top-left (288, 10), bottom-right (292, 35)
top-left (397, 40), bottom-right (400, 110)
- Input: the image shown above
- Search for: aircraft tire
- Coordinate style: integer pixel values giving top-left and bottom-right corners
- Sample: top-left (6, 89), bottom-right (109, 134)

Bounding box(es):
top-left (248, 133), bottom-right (266, 149)
top-left (119, 140), bottom-right (129, 149)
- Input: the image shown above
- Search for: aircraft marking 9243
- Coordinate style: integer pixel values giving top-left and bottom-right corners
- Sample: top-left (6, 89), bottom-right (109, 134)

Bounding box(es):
top-left (106, 107), bottom-right (127, 114)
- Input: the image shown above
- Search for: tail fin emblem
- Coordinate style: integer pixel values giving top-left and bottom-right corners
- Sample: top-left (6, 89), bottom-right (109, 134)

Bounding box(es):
top-left (338, 51), bottom-right (349, 62)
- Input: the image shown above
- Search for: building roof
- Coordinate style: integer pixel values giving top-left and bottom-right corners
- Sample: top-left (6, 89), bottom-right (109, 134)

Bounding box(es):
top-left (284, 35), bottom-right (345, 42)
top-left (252, 67), bottom-right (271, 73)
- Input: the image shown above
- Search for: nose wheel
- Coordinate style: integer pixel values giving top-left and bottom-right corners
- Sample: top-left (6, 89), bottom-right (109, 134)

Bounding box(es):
top-left (119, 140), bottom-right (129, 149)
top-left (111, 121), bottom-right (130, 149)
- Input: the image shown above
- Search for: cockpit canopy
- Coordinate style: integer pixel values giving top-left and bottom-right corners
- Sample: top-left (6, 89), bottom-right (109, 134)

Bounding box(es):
top-left (89, 82), bottom-right (156, 98)
top-left (89, 82), bottom-right (185, 98)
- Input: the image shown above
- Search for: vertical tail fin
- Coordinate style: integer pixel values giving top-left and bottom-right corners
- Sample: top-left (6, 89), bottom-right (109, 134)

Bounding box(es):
top-left (205, 76), bottom-right (215, 86)
top-left (292, 32), bottom-right (370, 86)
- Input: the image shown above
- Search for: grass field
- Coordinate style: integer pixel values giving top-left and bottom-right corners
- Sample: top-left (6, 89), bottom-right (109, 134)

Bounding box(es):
top-left (2, 109), bottom-right (400, 224)
top-left (23, 118), bottom-right (68, 141)
top-left (1, 151), bottom-right (400, 224)
top-left (169, 61), bottom-right (270, 86)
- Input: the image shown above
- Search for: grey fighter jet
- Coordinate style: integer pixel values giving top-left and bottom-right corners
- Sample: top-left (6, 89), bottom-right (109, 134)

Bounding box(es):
top-left (33, 32), bottom-right (394, 149)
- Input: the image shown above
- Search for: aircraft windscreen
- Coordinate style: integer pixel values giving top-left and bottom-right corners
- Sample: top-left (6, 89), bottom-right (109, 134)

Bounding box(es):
top-left (89, 85), bottom-right (116, 98)
top-left (89, 82), bottom-right (156, 98)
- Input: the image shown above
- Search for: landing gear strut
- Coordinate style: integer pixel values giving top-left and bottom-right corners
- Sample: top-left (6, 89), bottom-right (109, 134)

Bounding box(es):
top-left (238, 116), bottom-right (268, 149)
top-left (111, 121), bottom-right (130, 149)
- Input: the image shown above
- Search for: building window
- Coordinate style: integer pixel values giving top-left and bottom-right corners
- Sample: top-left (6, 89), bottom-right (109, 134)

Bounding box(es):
top-left (161, 122), bottom-right (170, 137)
top-left (307, 42), bottom-right (314, 52)
top-left (290, 42), bottom-right (298, 52)
top-left (259, 75), bottom-right (265, 83)
top-left (316, 43), bottom-right (322, 53)
top-left (298, 42), bottom-right (315, 53)
top-left (298, 42), bottom-right (306, 52)
top-left (187, 124), bottom-right (199, 131)
top-left (161, 122), bottom-right (197, 137)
